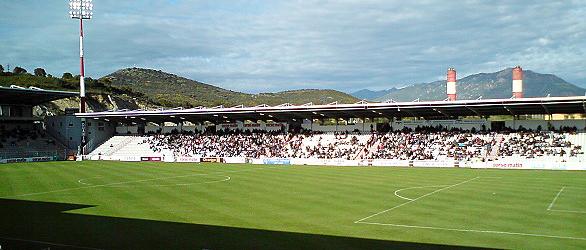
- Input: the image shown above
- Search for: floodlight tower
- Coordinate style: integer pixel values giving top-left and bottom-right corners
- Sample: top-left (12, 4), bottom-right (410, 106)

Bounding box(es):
top-left (69, 0), bottom-right (92, 113)
top-left (69, 0), bottom-right (92, 157)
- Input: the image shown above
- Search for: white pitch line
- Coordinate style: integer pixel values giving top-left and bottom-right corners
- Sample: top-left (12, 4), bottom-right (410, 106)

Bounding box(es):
top-left (549, 209), bottom-right (586, 214)
top-left (393, 185), bottom-right (449, 201)
top-left (78, 176), bottom-right (103, 185)
top-left (77, 175), bottom-right (231, 187)
top-left (101, 175), bottom-right (232, 187)
top-left (547, 186), bottom-right (566, 211)
top-left (355, 176), bottom-right (479, 223)
top-left (562, 186), bottom-right (586, 190)
top-left (4, 166), bottom-right (271, 198)
top-left (356, 221), bottom-right (586, 241)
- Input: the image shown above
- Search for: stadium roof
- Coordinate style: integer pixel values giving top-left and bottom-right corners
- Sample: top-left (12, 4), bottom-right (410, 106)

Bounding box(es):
top-left (76, 96), bottom-right (586, 124)
top-left (0, 86), bottom-right (78, 106)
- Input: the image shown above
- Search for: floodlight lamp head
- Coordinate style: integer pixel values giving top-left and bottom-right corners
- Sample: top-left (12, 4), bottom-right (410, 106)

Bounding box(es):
top-left (69, 0), bottom-right (93, 19)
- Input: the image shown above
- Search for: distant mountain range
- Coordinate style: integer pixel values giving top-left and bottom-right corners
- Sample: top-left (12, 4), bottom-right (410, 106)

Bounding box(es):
top-left (350, 68), bottom-right (585, 102)
top-left (350, 88), bottom-right (400, 100)
top-left (4, 66), bottom-right (584, 116)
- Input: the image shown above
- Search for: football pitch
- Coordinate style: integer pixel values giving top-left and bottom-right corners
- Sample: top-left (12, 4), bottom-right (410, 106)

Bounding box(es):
top-left (1, 161), bottom-right (586, 249)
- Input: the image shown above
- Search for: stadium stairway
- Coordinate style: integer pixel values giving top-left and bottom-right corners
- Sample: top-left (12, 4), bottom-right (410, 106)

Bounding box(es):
top-left (88, 136), bottom-right (167, 159)
top-left (112, 136), bottom-right (166, 159)
top-left (88, 136), bottom-right (133, 156)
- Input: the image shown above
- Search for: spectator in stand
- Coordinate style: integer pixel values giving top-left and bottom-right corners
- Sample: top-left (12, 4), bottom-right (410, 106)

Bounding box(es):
top-left (139, 126), bottom-right (583, 162)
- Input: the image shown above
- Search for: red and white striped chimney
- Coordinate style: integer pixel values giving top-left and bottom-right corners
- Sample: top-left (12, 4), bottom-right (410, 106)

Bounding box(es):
top-left (447, 68), bottom-right (457, 101)
top-left (512, 66), bottom-right (523, 98)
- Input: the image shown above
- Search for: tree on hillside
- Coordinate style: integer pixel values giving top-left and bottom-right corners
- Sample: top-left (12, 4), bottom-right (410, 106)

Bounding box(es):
top-left (62, 72), bottom-right (73, 79)
top-left (99, 78), bottom-right (112, 87)
top-left (0, 64), bottom-right (4, 73)
top-left (13, 66), bottom-right (27, 75)
top-left (34, 67), bottom-right (47, 77)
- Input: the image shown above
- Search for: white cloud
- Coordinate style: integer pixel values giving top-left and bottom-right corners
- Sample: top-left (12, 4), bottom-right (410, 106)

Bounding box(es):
top-left (537, 38), bottom-right (552, 46)
top-left (0, 0), bottom-right (585, 93)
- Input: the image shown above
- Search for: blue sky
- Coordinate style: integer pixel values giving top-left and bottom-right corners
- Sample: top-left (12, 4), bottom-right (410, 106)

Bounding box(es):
top-left (1, 0), bottom-right (585, 93)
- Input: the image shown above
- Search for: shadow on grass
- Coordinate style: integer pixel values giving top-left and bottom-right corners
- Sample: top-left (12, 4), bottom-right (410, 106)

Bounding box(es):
top-left (0, 199), bottom-right (494, 250)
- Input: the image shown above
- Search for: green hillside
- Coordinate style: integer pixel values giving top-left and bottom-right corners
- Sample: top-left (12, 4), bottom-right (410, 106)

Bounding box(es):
top-left (0, 72), bottom-right (149, 114)
top-left (0, 67), bottom-right (358, 114)
top-left (102, 67), bottom-right (358, 107)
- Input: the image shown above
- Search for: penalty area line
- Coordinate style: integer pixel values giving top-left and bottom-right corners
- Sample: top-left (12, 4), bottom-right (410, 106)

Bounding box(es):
top-left (355, 221), bottom-right (586, 241)
top-left (547, 186), bottom-right (565, 211)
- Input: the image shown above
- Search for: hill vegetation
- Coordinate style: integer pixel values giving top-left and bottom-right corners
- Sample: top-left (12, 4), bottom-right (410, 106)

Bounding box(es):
top-left (0, 66), bottom-right (152, 113)
top-left (0, 65), bottom-right (358, 114)
top-left (102, 68), bottom-right (358, 107)
top-left (4, 64), bottom-right (583, 115)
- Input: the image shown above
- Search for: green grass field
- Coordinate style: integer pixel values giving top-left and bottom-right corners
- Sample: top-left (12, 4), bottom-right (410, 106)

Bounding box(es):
top-left (1, 161), bottom-right (586, 249)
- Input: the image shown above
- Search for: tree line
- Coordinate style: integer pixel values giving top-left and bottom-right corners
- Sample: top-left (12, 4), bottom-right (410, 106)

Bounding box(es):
top-left (0, 64), bottom-right (111, 89)
top-left (0, 64), bottom-right (146, 103)
top-left (0, 64), bottom-right (48, 77)
top-left (1, 64), bottom-right (70, 78)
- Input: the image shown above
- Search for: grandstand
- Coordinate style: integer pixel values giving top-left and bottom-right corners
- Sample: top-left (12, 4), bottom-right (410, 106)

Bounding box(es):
top-left (4, 83), bottom-right (586, 249)
top-left (0, 86), bottom-right (78, 163)
top-left (79, 96), bottom-right (586, 170)
top-left (2, 83), bottom-right (585, 170)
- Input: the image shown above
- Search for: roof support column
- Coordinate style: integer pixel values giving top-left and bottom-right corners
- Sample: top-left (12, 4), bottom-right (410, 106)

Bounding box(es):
top-left (197, 122), bottom-right (203, 134)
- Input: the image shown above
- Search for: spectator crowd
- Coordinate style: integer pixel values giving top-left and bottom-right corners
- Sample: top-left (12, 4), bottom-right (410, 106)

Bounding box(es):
top-left (0, 126), bottom-right (62, 159)
top-left (139, 127), bottom-right (584, 161)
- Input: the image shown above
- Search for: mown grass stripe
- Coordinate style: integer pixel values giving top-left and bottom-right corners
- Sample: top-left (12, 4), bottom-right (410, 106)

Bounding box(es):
top-left (2, 161), bottom-right (586, 249)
